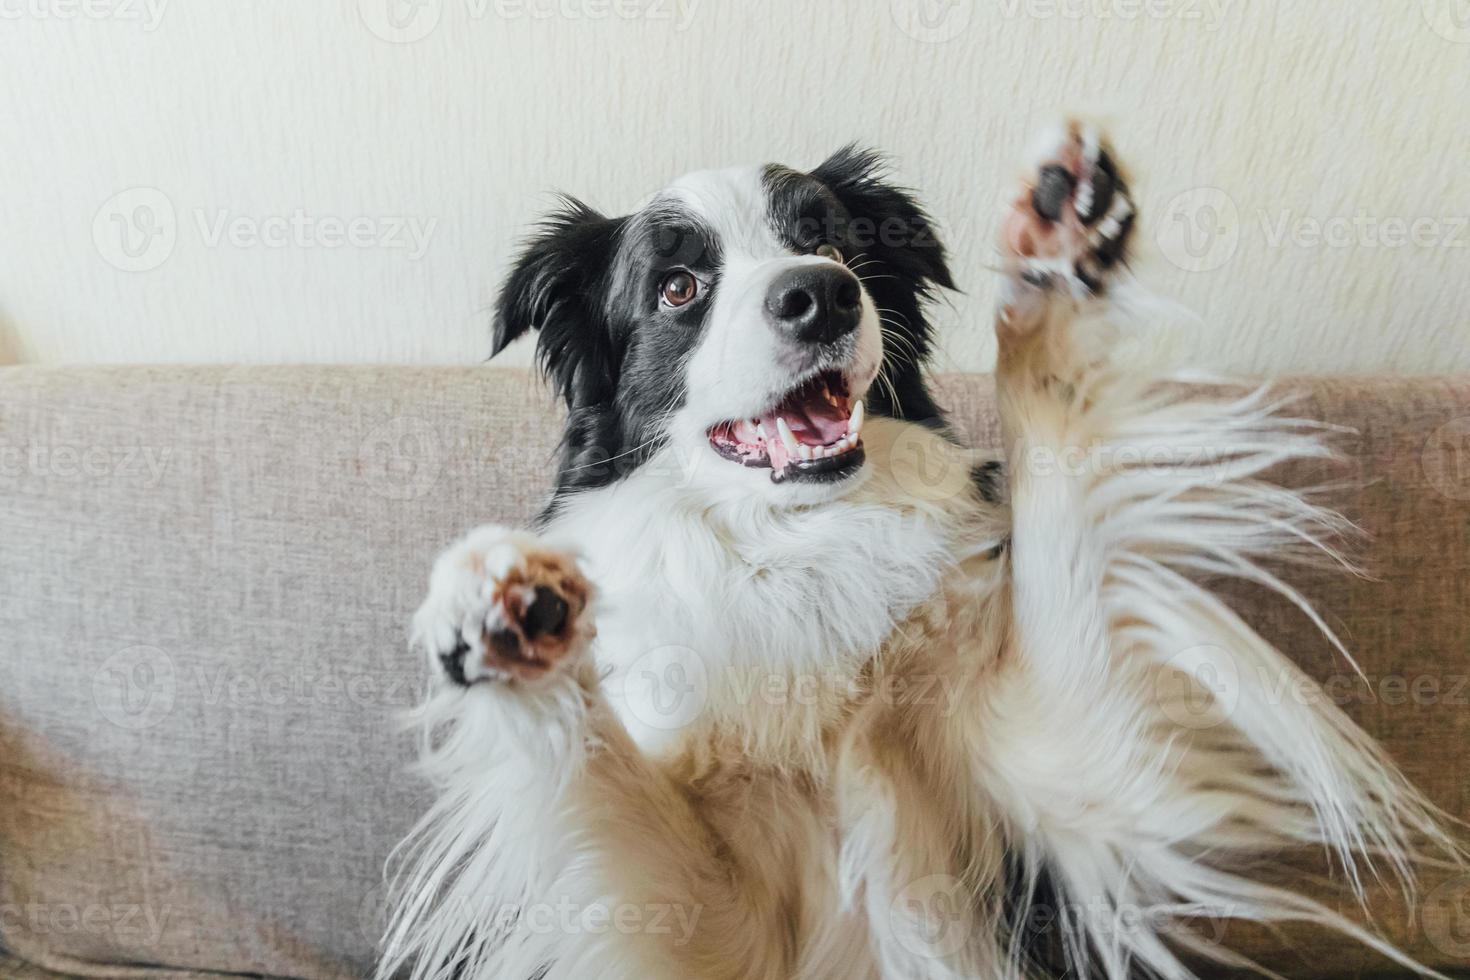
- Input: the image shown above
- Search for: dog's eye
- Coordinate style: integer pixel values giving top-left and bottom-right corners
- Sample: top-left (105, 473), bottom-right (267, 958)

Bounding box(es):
top-left (815, 243), bottom-right (844, 264)
top-left (659, 270), bottom-right (698, 308)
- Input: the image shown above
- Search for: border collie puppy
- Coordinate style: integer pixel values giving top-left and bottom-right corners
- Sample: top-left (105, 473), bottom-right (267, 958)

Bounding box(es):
top-left (379, 122), bottom-right (1460, 980)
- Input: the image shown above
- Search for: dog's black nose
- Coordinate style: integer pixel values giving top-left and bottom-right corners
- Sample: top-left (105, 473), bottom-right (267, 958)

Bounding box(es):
top-left (764, 265), bottom-right (862, 346)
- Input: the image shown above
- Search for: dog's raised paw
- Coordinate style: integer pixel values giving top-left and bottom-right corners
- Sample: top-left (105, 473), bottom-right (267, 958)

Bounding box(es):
top-left (1000, 120), bottom-right (1136, 296)
top-left (415, 528), bottom-right (594, 687)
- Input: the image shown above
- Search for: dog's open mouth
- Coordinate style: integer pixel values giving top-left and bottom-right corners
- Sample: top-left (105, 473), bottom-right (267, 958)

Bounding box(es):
top-left (707, 370), bottom-right (866, 484)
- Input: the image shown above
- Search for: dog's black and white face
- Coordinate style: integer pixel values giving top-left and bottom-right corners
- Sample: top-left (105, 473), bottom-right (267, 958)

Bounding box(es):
top-left (492, 147), bottom-right (953, 508)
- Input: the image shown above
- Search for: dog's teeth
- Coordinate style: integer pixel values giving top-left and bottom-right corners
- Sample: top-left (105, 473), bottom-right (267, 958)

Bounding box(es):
top-left (798, 443), bottom-right (814, 460)
top-left (849, 400), bottom-right (864, 436)
top-left (756, 422), bottom-right (768, 442)
top-left (776, 417), bottom-right (800, 454)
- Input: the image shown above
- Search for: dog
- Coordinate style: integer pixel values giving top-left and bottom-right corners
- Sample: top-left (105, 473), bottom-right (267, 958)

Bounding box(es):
top-left (377, 122), bottom-right (1461, 980)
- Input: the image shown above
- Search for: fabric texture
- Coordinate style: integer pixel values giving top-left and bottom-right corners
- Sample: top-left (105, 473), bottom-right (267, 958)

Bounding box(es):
top-left (0, 365), bottom-right (1466, 979)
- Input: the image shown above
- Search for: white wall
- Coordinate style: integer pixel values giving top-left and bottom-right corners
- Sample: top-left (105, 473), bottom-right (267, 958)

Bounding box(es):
top-left (1, 0), bottom-right (1466, 374)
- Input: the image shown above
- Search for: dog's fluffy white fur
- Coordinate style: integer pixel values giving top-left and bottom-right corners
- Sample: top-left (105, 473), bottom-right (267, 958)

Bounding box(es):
top-left (378, 124), bottom-right (1460, 980)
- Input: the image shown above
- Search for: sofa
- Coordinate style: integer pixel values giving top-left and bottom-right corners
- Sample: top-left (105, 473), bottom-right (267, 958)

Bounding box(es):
top-left (1, 365), bottom-right (1467, 979)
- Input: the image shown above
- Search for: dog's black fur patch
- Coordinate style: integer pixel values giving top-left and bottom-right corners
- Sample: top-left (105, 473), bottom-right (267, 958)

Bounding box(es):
top-left (772, 146), bottom-right (955, 427)
top-left (1001, 856), bottom-right (1133, 979)
top-left (971, 459), bottom-right (1006, 505)
top-left (494, 198), bottom-right (723, 512)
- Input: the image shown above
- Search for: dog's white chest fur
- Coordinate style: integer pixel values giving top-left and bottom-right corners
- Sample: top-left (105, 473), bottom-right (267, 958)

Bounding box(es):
top-left (548, 418), bottom-right (986, 758)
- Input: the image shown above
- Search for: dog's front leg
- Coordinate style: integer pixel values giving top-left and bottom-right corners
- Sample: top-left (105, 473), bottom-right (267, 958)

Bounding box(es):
top-left (381, 525), bottom-right (775, 980)
top-left (973, 122), bottom-right (1455, 979)
top-left (991, 121), bottom-right (1136, 689)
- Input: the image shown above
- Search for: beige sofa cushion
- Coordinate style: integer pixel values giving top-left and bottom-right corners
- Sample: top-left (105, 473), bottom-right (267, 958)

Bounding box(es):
top-left (0, 366), bottom-right (1466, 978)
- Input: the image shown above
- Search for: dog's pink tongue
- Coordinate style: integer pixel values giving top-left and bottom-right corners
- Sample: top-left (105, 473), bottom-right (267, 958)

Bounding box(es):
top-left (759, 397), bottom-right (851, 472)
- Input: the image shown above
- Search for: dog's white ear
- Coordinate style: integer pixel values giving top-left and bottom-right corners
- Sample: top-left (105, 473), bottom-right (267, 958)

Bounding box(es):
top-left (492, 198), bottom-right (627, 402)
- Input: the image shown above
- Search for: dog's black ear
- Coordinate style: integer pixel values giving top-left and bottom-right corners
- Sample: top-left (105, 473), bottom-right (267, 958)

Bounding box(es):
top-left (493, 198), bottom-right (626, 405)
top-left (812, 145), bottom-right (955, 425)
top-left (812, 144), bottom-right (954, 294)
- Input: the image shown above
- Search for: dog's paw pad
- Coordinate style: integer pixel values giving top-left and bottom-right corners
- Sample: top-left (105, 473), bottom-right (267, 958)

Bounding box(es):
top-left (478, 561), bottom-right (586, 681)
top-left (417, 531), bottom-right (593, 687)
top-left (1001, 120), bottom-right (1136, 296)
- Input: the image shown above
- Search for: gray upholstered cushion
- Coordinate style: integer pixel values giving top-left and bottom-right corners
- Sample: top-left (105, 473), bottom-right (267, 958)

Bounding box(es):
top-left (1, 366), bottom-right (1467, 978)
